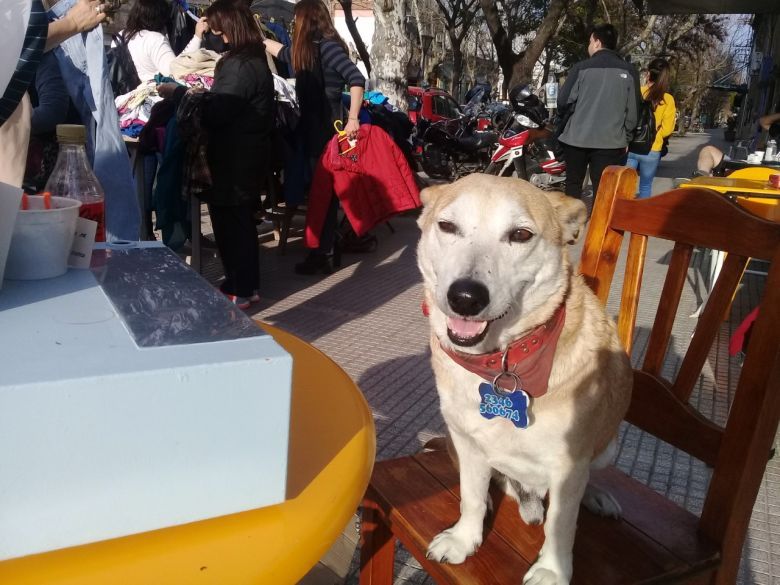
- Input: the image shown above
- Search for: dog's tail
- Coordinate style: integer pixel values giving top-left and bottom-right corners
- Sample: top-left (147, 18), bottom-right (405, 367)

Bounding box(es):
top-left (422, 435), bottom-right (459, 472)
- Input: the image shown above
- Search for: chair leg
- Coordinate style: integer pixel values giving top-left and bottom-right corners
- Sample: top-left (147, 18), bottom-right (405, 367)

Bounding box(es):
top-left (278, 205), bottom-right (297, 256)
top-left (359, 495), bottom-right (395, 585)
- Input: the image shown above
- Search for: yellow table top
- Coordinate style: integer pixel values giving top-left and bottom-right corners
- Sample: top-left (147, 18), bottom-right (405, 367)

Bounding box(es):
top-left (0, 322), bottom-right (376, 585)
top-left (680, 176), bottom-right (780, 197)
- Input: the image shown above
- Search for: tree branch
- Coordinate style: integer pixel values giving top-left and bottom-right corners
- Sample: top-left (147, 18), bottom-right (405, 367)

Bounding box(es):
top-left (620, 15), bottom-right (656, 54)
top-left (336, 0), bottom-right (371, 76)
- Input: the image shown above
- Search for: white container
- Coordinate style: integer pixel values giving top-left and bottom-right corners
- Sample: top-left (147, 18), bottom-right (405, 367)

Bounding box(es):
top-left (0, 244), bottom-right (293, 560)
top-left (4, 195), bottom-right (81, 280)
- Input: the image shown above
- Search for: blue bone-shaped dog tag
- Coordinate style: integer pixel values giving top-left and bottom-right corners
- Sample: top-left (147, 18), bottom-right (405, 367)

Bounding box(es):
top-left (478, 382), bottom-right (529, 429)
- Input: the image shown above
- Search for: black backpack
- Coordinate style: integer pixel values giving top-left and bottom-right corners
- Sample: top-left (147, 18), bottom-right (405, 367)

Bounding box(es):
top-left (628, 99), bottom-right (657, 155)
top-left (107, 33), bottom-right (141, 96)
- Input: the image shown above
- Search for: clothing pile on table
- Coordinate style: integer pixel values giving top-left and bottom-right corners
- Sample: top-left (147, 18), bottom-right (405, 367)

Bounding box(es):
top-left (169, 49), bottom-right (220, 81)
top-left (116, 82), bottom-right (163, 138)
top-left (115, 50), bottom-right (220, 140)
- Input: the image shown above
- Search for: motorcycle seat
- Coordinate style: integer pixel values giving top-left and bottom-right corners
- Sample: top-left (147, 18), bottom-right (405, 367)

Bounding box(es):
top-left (457, 131), bottom-right (497, 150)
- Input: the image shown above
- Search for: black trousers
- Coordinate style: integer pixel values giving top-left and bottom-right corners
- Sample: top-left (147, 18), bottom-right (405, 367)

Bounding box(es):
top-left (208, 202), bottom-right (259, 298)
top-left (562, 144), bottom-right (627, 199)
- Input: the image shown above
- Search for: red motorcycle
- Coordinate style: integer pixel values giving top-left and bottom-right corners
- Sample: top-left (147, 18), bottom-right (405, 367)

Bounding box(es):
top-left (484, 85), bottom-right (567, 191)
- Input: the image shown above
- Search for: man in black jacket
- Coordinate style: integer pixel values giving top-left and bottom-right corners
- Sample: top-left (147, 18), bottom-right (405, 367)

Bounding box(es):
top-left (557, 24), bottom-right (641, 199)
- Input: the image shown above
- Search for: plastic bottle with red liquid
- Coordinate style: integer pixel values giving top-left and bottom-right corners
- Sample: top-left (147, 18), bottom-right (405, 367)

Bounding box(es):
top-left (44, 124), bottom-right (106, 241)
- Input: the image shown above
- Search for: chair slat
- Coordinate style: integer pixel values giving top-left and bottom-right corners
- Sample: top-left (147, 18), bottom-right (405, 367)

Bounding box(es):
top-left (672, 253), bottom-right (749, 402)
top-left (579, 166), bottom-right (638, 305)
top-left (642, 242), bottom-right (693, 377)
top-left (626, 371), bottom-right (723, 467)
top-left (610, 188), bottom-right (780, 261)
top-left (700, 250), bottom-right (780, 580)
top-left (617, 233), bottom-right (647, 355)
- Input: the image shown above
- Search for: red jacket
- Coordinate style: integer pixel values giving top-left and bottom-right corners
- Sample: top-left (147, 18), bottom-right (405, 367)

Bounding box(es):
top-left (305, 124), bottom-right (421, 248)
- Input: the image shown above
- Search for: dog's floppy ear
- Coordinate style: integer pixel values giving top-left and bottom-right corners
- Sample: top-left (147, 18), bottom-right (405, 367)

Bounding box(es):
top-left (417, 184), bottom-right (447, 229)
top-left (545, 191), bottom-right (587, 245)
top-left (420, 184), bottom-right (445, 207)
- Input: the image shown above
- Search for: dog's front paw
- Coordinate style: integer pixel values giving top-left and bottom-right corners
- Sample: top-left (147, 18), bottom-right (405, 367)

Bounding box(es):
top-left (523, 551), bottom-right (572, 585)
top-left (523, 565), bottom-right (566, 585)
top-left (426, 526), bottom-right (481, 564)
top-left (582, 483), bottom-right (621, 519)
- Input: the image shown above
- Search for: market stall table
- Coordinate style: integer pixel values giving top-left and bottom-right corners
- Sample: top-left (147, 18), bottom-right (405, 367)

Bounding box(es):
top-left (0, 244), bottom-right (375, 584)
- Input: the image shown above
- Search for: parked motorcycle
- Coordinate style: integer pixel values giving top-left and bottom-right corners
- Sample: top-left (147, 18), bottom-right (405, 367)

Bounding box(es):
top-left (416, 89), bottom-right (498, 180)
top-left (484, 85), bottom-right (567, 191)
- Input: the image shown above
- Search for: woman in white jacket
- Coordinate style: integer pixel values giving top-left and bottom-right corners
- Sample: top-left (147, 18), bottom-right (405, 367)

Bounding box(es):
top-left (121, 0), bottom-right (206, 82)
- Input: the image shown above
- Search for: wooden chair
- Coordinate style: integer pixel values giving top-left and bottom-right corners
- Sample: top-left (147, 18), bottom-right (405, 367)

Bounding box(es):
top-left (359, 166), bottom-right (780, 584)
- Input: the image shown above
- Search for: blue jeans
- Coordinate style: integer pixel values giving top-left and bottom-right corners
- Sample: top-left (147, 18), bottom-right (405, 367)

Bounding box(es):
top-left (626, 150), bottom-right (661, 199)
top-left (49, 1), bottom-right (140, 242)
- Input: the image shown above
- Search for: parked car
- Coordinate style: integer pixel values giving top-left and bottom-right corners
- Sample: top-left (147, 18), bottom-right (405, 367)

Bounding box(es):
top-left (406, 85), bottom-right (462, 126)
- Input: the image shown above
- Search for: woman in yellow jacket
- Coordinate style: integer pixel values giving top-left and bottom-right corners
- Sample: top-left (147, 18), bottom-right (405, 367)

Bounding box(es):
top-left (627, 58), bottom-right (676, 198)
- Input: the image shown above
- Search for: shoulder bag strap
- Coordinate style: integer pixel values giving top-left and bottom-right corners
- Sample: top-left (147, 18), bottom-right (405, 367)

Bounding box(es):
top-left (253, 13), bottom-right (278, 75)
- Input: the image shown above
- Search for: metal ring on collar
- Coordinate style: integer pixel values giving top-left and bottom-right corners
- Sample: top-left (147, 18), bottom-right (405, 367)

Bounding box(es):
top-left (492, 371), bottom-right (520, 395)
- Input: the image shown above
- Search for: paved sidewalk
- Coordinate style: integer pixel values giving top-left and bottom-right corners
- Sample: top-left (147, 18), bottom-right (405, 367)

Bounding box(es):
top-left (194, 130), bottom-right (777, 584)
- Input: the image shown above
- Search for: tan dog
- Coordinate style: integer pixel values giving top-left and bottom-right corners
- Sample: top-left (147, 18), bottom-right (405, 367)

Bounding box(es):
top-left (417, 174), bottom-right (632, 584)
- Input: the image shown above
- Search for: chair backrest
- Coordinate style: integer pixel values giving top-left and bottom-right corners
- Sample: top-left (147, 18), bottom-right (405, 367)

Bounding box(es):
top-left (578, 166), bottom-right (780, 583)
top-left (727, 166), bottom-right (777, 180)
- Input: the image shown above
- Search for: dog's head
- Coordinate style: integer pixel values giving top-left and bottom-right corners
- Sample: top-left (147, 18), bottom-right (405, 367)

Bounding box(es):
top-left (417, 174), bottom-right (586, 353)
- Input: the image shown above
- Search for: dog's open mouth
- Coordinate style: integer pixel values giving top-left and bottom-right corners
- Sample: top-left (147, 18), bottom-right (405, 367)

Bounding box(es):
top-left (446, 316), bottom-right (489, 347)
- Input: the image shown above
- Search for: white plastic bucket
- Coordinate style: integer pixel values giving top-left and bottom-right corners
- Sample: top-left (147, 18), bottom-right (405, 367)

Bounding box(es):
top-left (5, 196), bottom-right (82, 280)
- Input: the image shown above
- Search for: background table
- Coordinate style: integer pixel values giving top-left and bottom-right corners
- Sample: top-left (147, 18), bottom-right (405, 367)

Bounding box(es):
top-left (719, 158), bottom-right (780, 177)
top-left (680, 177), bottom-right (779, 315)
top-left (681, 175), bottom-right (780, 222)
top-left (0, 323), bottom-right (375, 584)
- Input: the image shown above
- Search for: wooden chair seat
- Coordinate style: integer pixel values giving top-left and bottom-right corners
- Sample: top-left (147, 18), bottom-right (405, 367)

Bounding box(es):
top-left (363, 449), bottom-right (720, 585)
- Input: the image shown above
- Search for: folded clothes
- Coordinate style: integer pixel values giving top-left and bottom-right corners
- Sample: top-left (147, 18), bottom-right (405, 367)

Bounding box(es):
top-left (121, 123), bottom-right (145, 138)
top-left (170, 49), bottom-right (220, 80)
top-left (183, 73), bottom-right (214, 89)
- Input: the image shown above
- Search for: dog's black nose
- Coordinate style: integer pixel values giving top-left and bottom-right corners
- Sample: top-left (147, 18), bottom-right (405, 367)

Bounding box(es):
top-left (447, 279), bottom-right (490, 316)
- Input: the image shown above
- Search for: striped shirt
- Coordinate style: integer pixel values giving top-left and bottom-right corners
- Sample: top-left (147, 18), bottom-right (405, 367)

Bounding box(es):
top-left (279, 38), bottom-right (365, 95)
top-left (0, 0), bottom-right (48, 127)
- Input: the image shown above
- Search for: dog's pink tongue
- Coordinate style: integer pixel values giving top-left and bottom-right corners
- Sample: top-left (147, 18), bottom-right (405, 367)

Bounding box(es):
top-left (447, 316), bottom-right (487, 338)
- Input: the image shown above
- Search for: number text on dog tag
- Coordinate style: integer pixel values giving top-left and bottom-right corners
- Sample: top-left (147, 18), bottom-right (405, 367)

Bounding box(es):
top-left (478, 382), bottom-right (529, 429)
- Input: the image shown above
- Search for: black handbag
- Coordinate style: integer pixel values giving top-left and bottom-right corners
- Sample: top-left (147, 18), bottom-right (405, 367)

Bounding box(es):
top-left (629, 100), bottom-right (657, 155)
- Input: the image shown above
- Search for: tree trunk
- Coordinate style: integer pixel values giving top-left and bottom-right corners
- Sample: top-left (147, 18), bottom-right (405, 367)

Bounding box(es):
top-left (371, 1), bottom-right (409, 109)
top-left (451, 36), bottom-right (464, 99)
top-left (338, 0), bottom-right (371, 77)
top-left (509, 0), bottom-right (569, 87)
top-left (479, 0), bottom-right (514, 84)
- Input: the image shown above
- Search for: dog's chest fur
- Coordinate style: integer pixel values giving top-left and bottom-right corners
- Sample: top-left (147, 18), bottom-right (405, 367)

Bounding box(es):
top-left (431, 345), bottom-right (579, 490)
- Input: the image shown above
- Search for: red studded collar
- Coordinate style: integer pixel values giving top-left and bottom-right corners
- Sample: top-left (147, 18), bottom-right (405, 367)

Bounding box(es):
top-left (424, 301), bottom-right (567, 398)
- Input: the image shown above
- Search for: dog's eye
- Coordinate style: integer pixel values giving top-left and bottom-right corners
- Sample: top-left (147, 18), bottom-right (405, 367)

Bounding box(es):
top-left (508, 228), bottom-right (534, 243)
top-left (438, 220), bottom-right (457, 234)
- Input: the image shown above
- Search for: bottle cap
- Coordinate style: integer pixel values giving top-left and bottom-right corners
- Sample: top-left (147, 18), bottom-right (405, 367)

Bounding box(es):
top-left (56, 124), bottom-right (87, 144)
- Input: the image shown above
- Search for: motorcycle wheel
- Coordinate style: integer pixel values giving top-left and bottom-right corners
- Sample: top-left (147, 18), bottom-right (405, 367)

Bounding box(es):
top-left (484, 157), bottom-right (528, 179)
top-left (420, 144), bottom-right (454, 180)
